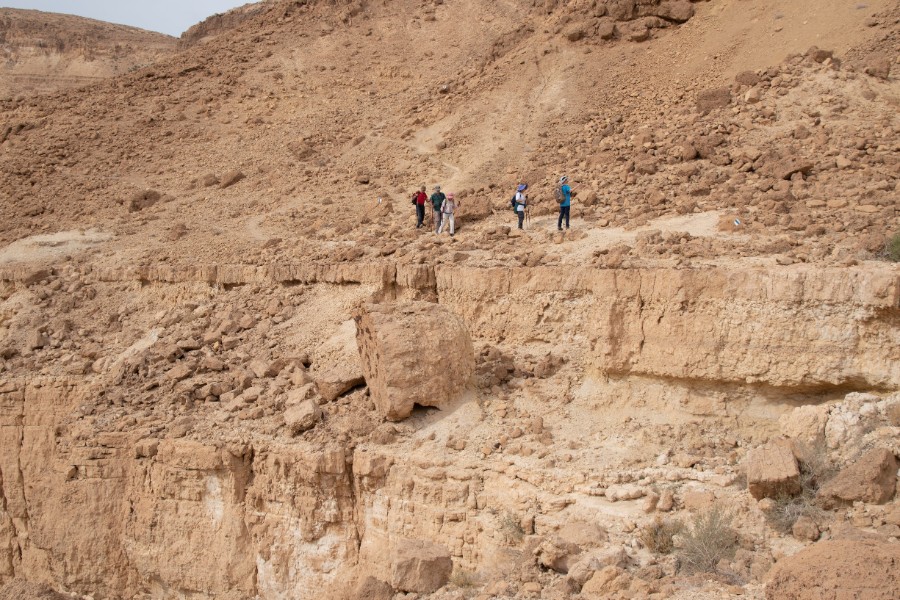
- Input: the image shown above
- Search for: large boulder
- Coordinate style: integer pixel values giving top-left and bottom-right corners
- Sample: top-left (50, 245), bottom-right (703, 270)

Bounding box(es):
top-left (354, 302), bottom-right (475, 421)
top-left (745, 441), bottom-right (801, 500)
top-left (817, 448), bottom-right (898, 507)
top-left (390, 539), bottom-right (453, 594)
top-left (765, 539), bottom-right (900, 599)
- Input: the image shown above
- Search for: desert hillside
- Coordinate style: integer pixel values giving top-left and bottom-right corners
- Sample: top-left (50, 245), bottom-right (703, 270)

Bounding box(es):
top-left (0, 8), bottom-right (177, 98)
top-left (0, 1), bottom-right (898, 599)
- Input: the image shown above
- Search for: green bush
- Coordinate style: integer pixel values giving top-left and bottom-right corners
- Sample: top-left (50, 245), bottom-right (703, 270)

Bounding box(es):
top-left (678, 506), bottom-right (739, 574)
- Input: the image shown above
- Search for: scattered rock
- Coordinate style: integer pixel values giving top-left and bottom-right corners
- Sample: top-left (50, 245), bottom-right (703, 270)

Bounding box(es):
top-left (284, 399), bottom-right (322, 435)
top-left (791, 516), bottom-right (820, 542)
top-left (696, 87), bottom-right (731, 113)
top-left (219, 170), bottom-right (245, 188)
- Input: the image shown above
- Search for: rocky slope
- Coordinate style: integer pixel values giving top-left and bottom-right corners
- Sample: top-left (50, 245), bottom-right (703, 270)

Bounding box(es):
top-left (0, 8), bottom-right (176, 98)
top-left (0, 1), bottom-right (898, 599)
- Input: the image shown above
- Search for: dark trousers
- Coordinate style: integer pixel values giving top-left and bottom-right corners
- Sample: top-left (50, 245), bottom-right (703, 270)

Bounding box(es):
top-left (558, 205), bottom-right (570, 229)
top-left (517, 211), bottom-right (525, 229)
top-left (415, 204), bottom-right (425, 227)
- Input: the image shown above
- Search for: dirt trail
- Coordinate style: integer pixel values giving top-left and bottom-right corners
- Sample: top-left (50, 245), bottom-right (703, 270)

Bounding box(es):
top-left (0, 230), bottom-right (112, 265)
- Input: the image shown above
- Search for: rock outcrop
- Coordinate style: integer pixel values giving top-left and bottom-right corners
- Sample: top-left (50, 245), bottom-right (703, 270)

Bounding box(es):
top-left (354, 302), bottom-right (475, 421)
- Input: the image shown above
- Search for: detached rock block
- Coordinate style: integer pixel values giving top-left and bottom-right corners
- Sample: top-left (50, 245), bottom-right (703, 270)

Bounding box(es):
top-left (284, 399), bottom-right (321, 435)
top-left (390, 539), bottom-right (452, 594)
top-left (745, 441), bottom-right (801, 500)
top-left (352, 576), bottom-right (393, 600)
top-left (315, 368), bottom-right (364, 402)
top-left (219, 170), bottom-right (245, 188)
top-left (354, 302), bottom-right (475, 421)
top-left (696, 87), bottom-right (731, 114)
top-left (655, 0), bottom-right (694, 23)
top-left (818, 448), bottom-right (898, 507)
top-left (536, 536), bottom-right (583, 574)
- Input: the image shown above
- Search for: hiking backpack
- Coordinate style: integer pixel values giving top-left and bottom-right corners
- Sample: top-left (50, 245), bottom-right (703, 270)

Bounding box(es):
top-left (554, 185), bottom-right (566, 204)
top-left (510, 195), bottom-right (518, 211)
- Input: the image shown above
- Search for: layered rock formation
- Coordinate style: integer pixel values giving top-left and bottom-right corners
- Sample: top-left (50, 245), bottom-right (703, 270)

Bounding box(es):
top-left (0, 9), bottom-right (176, 98)
top-left (0, 0), bottom-right (898, 598)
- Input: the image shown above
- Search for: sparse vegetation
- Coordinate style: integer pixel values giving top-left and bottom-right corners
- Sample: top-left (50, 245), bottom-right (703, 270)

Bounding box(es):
top-left (883, 232), bottom-right (900, 262)
top-left (765, 441), bottom-right (835, 533)
top-left (498, 511), bottom-right (525, 545)
top-left (449, 569), bottom-right (479, 589)
top-left (678, 506), bottom-right (739, 574)
top-left (640, 517), bottom-right (685, 555)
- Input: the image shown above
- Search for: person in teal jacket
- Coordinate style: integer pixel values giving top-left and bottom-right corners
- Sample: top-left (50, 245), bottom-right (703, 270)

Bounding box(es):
top-left (558, 175), bottom-right (572, 231)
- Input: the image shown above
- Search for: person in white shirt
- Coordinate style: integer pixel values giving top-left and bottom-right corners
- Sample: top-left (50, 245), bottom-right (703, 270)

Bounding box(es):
top-left (438, 192), bottom-right (458, 236)
top-left (514, 183), bottom-right (528, 229)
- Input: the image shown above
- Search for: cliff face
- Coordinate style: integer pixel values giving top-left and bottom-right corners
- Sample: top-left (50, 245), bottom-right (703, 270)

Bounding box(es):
top-left (0, 9), bottom-right (176, 97)
top-left (0, 0), bottom-right (898, 597)
top-left (435, 266), bottom-right (900, 391)
top-left (0, 262), bottom-right (897, 599)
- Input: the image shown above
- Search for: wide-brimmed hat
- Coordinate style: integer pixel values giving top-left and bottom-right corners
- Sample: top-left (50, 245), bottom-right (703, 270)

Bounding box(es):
top-left (434, 185), bottom-right (441, 191)
top-left (517, 184), bottom-right (528, 192)
top-left (559, 175), bottom-right (568, 184)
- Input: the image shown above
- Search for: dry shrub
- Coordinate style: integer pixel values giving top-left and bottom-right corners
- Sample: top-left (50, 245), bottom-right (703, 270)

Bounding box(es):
top-left (678, 506), bottom-right (739, 574)
top-left (640, 517), bottom-right (684, 555)
top-left (498, 511), bottom-right (524, 545)
top-left (882, 231), bottom-right (900, 262)
top-left (449, 569), bottom-right (479, 589)
top-left (765, 441), bottom-right (834, 533)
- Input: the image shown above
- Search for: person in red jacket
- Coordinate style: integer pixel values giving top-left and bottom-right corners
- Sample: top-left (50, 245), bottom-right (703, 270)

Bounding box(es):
top-left (412, 184), bottom-right (428, 228)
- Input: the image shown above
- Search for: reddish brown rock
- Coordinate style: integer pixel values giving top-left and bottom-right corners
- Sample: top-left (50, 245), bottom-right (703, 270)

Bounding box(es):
top-left (817, 448), bottom-right (898, 507)
top-left (765, 539), bottom-right (900, 600)
top-left (696, 87), bottom-right (731, 114)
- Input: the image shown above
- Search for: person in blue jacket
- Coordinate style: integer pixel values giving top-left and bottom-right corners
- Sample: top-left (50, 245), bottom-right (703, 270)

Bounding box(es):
top-left (557, 175), bottom-right (572, 231)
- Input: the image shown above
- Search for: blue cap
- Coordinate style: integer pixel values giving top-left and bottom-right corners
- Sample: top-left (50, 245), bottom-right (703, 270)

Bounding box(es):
top-left (517, 184), bottom-right (528, 192)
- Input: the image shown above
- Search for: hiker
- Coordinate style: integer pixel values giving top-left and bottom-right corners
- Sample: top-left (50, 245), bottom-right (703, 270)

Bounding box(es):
top-left (430, 185), bottom-right (446, 233)
top-left (514, 183), bottom-right (528, 229)
top-left (412, 185), bottom-right (428, 229)
top-left (556, 175), bottom-right (572, 231)
top-left (438, 192), bottom-right (459, 236)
